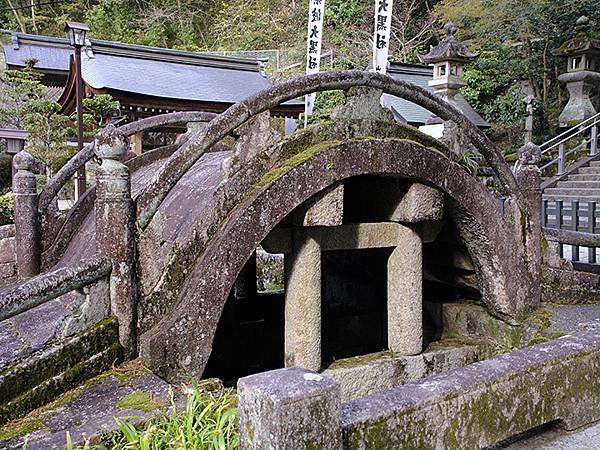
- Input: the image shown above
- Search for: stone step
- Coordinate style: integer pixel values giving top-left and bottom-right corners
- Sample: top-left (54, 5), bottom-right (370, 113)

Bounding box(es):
top-left (0, 361), bottom-right (186, 450)
top-left (0, 301), bottom-right (120, 427)
top-left (588, 161), bottom-right (600, 167)
top-left (568, 174), bottom-right (600, 181)
top-left (557, 181), bottom-right (600, 189)
top-left (578, 167), bottom-right (600, 174)
top-left (543, 188), bottom-right (600, 197)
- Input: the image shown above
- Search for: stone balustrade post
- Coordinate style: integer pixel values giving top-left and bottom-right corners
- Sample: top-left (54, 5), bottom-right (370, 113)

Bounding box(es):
top-left (95, 125), bottom-right (137, 356)
top-left (12, 151), bottom-right (41, 279)
top-left (516, 142), bottom-right (542, 307)
top-left (238, 367), bottom-right (342, 450)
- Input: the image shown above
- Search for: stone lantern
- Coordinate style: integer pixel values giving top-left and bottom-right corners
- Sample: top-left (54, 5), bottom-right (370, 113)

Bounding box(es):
top-left (418, 23), bottom-right (488, 145)
top-left (554, 16), bottom-right (600, 127)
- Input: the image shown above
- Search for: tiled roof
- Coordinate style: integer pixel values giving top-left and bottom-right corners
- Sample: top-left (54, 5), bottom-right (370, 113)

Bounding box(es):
top-left (1, 31), bottom-right (295, 106)
top-left (386, 62), bottom-right (434, 125)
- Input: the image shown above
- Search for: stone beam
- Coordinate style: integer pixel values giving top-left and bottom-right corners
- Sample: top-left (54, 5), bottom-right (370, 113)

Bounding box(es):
top-left (391, 183), bottom-right (444, 222)
top-left (263, 222), bottom-right (402, 254)
top-left (287, 182), bottom-right (344, 227)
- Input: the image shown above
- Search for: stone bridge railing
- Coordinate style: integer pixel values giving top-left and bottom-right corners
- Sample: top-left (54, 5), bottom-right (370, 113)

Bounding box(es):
top-left (238, 324), bottom-right (600, 449)
top-left (0, 254), bottom-right (111, 322)
top-left (10, 111), bottom-right (217, 281)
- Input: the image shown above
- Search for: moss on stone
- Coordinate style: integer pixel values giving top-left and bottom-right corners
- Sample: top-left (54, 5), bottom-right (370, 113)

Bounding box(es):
top-left (326, 351), bottom-right (393, 370)
top-left (0, 417), bottom-right (45, 442)
top-left (526, 307), bottom-right (552, 328)
top-left (116, 390), bottom-right (165, 412)
top-left (84, 360), bottom-right (149, 388)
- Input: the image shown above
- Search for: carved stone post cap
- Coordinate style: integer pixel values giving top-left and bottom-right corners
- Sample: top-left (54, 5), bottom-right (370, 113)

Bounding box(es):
top-left (518, 142), bottom-right (542, 165)
top-left (13, 150), bottom-right (37, 171)
top-left (95, 124), bottom-right (128, 160)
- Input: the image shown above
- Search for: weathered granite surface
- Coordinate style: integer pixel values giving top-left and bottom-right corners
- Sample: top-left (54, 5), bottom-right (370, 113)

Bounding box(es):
top-left (239, 367), bottom-right (342, 450)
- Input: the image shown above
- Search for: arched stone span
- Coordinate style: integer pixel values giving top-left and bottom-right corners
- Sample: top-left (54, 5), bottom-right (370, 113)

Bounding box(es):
top-left (139, 138), bottom-right (534, 381)
top-left (135, 71), bottom-right (525, 231)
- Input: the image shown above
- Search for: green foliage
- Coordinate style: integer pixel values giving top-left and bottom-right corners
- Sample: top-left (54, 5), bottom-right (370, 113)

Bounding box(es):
top-left (22, 98), bottom-right (71, 172)
top-left (0, 69), bottom-right (45, 129)
top-left (0, 192), bottom-right (14, 226)
top-left (307, 89), bottom-right (346, 124)
top-left (67, 385), bottom-right (238, 450)
top-left (82, 94), bottom-right (121, 129)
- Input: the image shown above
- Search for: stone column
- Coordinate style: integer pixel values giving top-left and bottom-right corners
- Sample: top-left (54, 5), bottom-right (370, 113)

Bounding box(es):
top-left (515, 142), bottom-right (542, 309)
top-left (95, 125), bottom-right (137, 356)
top-left (238, 367), bottom-right (341, 450)
top-left (12, 151), bottom-right (41, 280)
top-left (284, 231), bottom-right (321, 371)
top-left (388, 224), bottom-right (422, 355)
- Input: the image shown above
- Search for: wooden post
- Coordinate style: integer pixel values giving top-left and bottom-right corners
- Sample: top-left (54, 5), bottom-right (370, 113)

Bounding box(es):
top-left (129, 132), bottom-right (143, 156)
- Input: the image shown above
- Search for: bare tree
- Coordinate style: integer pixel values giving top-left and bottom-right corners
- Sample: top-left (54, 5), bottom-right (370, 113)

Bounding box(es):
top-left (390, 0), bottom-right (437, 62)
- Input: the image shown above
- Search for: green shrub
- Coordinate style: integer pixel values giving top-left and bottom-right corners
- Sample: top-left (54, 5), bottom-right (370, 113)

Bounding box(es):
top-left (0, 192), bottom-right (14, 225)
top-left (68, 385), bottom-right (238, 450)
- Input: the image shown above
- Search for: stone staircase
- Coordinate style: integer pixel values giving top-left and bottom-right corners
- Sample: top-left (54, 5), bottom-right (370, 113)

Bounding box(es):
top-left (543, 160), bottom-right (600, 202)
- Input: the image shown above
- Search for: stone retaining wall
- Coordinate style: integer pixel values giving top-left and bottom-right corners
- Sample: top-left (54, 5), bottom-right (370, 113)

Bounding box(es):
top-left (238, 323), bottom-right (600, 449)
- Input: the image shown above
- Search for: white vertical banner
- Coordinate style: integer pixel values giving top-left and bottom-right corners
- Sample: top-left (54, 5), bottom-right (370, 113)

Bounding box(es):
top-left (304, 0), bottom-right (326, 126)
top-left (372, 0), bottom-right (393, 74)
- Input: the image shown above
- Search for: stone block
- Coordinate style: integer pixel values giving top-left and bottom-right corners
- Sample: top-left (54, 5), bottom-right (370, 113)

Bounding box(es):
top-left (342, 326), bottom-right (600, 449)
top-left (289, 182), bottom-right (344, 226)
top-left (392, 183), bottom-right (444, 223)
top-left (238, 367), bottom-right (342, 450)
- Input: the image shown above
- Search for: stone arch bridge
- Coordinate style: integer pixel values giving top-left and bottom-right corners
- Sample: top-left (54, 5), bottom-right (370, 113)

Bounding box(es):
top-left (3, 71), bottom-right (544, 390)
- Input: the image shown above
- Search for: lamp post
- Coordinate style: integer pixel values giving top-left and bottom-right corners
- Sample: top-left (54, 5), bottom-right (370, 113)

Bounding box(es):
top-left (64, 21), bottom-right (90, 200)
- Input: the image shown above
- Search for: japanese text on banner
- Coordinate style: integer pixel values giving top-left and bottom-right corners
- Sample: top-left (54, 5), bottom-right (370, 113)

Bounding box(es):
top-left (372, 0), bottom-right (393, 74)
top-left (305, 0), bottom-right (325, 120)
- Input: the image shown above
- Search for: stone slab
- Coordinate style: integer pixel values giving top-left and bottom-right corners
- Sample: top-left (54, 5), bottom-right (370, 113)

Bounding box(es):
top-left (341, 324), bottom-right (600, 449)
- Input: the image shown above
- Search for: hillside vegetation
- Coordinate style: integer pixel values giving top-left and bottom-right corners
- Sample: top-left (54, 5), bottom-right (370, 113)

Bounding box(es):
top-left (0, 0), bottom-right (599, 147)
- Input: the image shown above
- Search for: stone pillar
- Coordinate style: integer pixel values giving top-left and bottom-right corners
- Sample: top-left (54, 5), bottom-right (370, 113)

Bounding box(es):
top-left (388, 224), bottom-right (422, 355)
top-left (238, 367), bottom-right (341, 450)
top-left (234, 251), bottom-right (257, 299)
top-left (515, 142), bottom-right (542, 309)
top-left (12, 151), bottom-right (41, 280)
top-left (95, 125), bottom-right (137, 356)
top-left (284, 231), bottom-right (321, 371)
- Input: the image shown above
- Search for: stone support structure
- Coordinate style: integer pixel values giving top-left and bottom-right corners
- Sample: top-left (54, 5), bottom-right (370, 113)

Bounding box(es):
top-left (276, 221), bottom-right (426, 370)
top-left (95, 126), bottom-right (137, 356)
top-left (12, 151), bottom-right (41, 280)
top-left (238, 367), bottom-right (342, 450)
top-left (284, 231), bottom-right (321, 371)
top-left (388, 225), bottom-right (422, 355)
